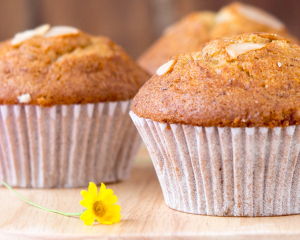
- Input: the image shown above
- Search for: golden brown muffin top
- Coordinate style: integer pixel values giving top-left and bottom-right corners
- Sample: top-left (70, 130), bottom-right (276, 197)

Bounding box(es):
top-left (138, 2), bottom-right (298, 75)
top-left (133, 32), bottom-right (300, 128)
top-left (0, 25), bottom-right (150, 106)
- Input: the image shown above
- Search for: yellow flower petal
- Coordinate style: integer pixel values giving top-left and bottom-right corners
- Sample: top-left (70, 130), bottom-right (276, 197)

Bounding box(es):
top-left (80, 190), bottom-right (89, 199)
top-left (80, 209), bottom-right (94, 220)
top-left (96, 217), bottom-right (114, 225)
top-left (98, 189), bottom-right (114, 201)
top-left (88, 182), bottom-right (98, 201)
top-left (81, 190), bottom-right (93, 202)
top-left (98, 212), bottom-right (121, 224)
top-left (110, 213), bottom-right (121, 223)
top-left (96, 205), bottom-right (121, 224)
top-left (102, 194), bottom-right (118, 205)
top-left (98, 183), bottom-right (107, 197)
top-left (84, 216), bottom-right (95, 226)
top-left (106, 204), bottom-right (121, 214)
top-left (80, 209), bottom-right (95, 226)
top-left (80, 190), bottom-right (94, 208)
top-left (80, 199), bottom-right (93, 209)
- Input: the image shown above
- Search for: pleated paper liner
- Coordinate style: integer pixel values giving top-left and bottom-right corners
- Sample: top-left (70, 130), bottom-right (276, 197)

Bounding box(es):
top-left (130, 111), bottom-right (300, 217)
top-left (0, 100), bottom-right (141, 188)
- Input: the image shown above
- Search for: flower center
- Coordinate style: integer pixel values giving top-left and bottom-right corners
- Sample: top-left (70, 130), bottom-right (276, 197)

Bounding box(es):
top-left (92, 200), bottom-right (106, 217)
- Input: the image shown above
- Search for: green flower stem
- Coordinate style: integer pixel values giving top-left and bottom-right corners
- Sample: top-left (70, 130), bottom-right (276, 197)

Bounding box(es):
top-left (1, 181), bottom-right (83, 217)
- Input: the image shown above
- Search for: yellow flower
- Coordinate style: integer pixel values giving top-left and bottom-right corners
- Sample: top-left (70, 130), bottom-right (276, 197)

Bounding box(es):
top-left (80, 182), bottom-right (121, 225)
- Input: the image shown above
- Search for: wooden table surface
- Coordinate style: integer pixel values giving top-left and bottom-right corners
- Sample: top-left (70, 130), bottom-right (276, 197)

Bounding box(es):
top-left (1, 146), bottom-right (300, 240)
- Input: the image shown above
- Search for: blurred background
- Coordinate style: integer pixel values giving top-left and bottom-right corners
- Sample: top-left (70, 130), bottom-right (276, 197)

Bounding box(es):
top-left (0, 0), bottom-right (298, 59)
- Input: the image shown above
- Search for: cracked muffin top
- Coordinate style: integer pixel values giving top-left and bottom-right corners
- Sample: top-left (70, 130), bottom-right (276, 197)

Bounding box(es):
top-left (0, 25), bottom-right (150, 106)
top-left (133, 32), bottom-right (300, 128)
top-left (138, 2), bottom-right (298, 75)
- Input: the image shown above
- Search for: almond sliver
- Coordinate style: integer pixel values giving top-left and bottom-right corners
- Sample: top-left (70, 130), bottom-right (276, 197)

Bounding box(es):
top-left (11, 30), bottom-right (36, 45)
top-left (226, 43), bottom-right (266, 59)
top-left (44, 26), bottom-right (79, 38)
top-left (156, 60), bottom-right (175, 76)
top-left (11, 24), bottom-right (50, 46)
top-left (34, 24), bottom-right (51, 35)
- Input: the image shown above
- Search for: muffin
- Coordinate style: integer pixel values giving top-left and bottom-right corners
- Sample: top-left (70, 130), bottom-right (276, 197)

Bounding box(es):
top-left (139, 2), bottom-right (298, 75)
top-left (0, 24), bottom-right (150, 188)
top-left (131, 32), bottom-right (300, 217)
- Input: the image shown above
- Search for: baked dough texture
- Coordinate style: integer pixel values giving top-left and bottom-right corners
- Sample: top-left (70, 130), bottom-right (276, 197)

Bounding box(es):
top-left (0, 29), bottom-right (150, 106)
top-left (134, 33), bottom-right (300, 128)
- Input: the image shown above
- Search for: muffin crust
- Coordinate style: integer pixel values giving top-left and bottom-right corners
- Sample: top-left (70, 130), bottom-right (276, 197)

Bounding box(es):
top-left (0, 28), bottom-right (150, 106)
top-left (133, 33), bottom-right (300, 128)
top-left (139, 2), bottom-right (298, 75)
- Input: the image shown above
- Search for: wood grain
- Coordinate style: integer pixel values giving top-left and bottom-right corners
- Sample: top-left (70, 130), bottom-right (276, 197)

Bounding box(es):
top-left (1, 147), bottom-right (300, 239)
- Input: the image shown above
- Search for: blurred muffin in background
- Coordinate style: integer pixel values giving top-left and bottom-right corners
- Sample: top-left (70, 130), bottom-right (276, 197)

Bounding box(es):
top-left (0, 25), bottom-right (150, 188)
top-left (139, 2), bottom-right (298, 75)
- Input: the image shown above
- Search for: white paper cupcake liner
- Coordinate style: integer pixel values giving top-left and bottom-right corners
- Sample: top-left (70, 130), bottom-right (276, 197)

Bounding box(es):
top-left (130, 111), bottom-right (300, 216)
top-left (0, 100), bottom-right (141, 188)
